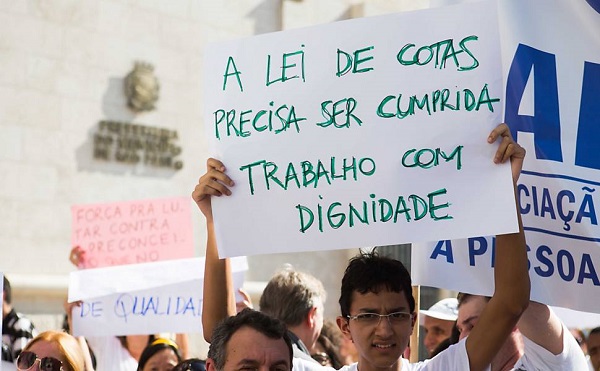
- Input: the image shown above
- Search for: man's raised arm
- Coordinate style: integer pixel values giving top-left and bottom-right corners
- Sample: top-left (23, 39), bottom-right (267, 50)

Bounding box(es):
top-left (465, 123), bottom-right (530, 371)
top-left (192, 158), bottom-right (237, 342)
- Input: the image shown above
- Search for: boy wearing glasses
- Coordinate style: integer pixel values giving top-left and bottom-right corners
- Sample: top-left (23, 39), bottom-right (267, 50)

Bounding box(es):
top-left (335, 252), bottom-right (419, 370)
top-left (195, 124), bottom-right (531, 370)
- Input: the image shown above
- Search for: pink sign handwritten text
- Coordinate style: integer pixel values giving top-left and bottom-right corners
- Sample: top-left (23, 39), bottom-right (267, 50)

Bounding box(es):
top-left (71, 197), bottom-right (194, 268)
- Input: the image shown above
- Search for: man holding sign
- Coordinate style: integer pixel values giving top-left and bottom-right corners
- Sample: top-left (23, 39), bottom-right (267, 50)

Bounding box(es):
top-left (456, 295), bottom-right (586, 370)
top-left (193, 124), bottom-right (572, 370)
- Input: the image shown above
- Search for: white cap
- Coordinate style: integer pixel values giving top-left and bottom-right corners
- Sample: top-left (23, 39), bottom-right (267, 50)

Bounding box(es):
top-left (419, 298), bottom-right (459, 323)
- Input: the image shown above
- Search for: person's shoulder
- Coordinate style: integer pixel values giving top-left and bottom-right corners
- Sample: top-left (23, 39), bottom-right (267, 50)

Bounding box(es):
top-left (3, 308), bottom-right (17, 323)
top-left (400, 358), bottom-right (422, 370)
top-left (292, 357), bottom-right (338, 371)
top-left (518, 323), bottom-right (588, 370)
top-left (14, 312), bottom-right (36, 328)
top-left (292, 343), bottom-right (319, 363)
top-left (4, 311), bottom-right (35, 335)
top-left (412, 338), bottom-right (471, 370)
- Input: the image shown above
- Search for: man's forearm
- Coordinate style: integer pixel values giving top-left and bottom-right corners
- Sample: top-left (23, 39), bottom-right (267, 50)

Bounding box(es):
top-left (494, 186), bottom-right (530, 313)
top-left (202, 221), bottom-right (236, 342)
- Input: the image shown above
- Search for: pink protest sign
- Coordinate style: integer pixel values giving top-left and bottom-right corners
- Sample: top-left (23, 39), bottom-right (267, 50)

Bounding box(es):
top-left (71, 197), bottom-right (194, 269)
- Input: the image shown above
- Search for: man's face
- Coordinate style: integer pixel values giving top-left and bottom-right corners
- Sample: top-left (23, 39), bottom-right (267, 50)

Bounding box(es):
top-left (213, 326), bottom-right (291, 371)
top-left (588, 332), bottom-right (600, 371)
top-left (422, 316), bottom-right (454, 354)
top-left (337, 289), bottom-right (415, 371)
top-left (456, 296), bottom-right (488, 340)
top-left (457, 296), bottom-right (524, 370)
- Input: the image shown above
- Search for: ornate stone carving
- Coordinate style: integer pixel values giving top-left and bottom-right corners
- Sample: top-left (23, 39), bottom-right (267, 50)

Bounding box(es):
top-left (124, 62), bottom-right (160, 112)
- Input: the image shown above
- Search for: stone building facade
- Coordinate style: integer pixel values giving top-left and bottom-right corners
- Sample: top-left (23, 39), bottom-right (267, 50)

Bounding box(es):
top-left (0, 0), bottom-right (441, 357)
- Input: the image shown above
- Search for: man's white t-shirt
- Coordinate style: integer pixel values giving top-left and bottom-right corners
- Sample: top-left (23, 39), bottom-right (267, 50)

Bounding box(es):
top-left (510, 324), bottom-right (587, 371)
top-left (293, 324), bottom-right (586, 371)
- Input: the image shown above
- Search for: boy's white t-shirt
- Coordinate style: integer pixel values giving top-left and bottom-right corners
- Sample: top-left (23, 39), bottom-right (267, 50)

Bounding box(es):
top-left (292, 339), bottom-right (468, 371)
top-left (293, 323), bottom-right (586, 371)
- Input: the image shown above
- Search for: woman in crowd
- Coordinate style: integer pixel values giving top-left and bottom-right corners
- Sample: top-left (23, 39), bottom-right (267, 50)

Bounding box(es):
top-left (64, 298), bottom-right (156, 370)
top-left (137, 338), bottom-right (182, 371)
top-left (17, 330), bottom-right (92, 371)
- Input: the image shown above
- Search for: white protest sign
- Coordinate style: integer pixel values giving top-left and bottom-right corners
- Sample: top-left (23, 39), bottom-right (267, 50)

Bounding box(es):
top-left (68, 257), bottom-right (211, 302)
top-left (414, 236), bottom-right (599, 313)
top-left (72, 280), bottom-right (204, 336)
top-left (205, 1), bottom-right (518, 258)
top-left (69, 257), bottom-right (248, 337)
top-left (412, 0), bottom-right (600, 313)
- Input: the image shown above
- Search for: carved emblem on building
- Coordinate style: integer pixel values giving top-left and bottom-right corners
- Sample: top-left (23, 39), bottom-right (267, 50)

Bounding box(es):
top-left (124, 62), bottom-right (160, 112)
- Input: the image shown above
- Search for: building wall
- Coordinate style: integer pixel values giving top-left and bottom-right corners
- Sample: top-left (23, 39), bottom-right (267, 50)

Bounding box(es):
top-left (0, 0), bottom-right (431, 358)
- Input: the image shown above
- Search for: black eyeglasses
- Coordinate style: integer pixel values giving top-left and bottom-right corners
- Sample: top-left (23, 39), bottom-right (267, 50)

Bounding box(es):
top-left (16, 351), bottom-right (63, 371)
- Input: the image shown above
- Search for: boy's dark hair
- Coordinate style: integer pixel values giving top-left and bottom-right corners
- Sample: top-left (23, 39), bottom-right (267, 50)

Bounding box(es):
top-left (339, 251), bottom-right (415, 317)
top-left (208, 309), bottom-right (293, 371)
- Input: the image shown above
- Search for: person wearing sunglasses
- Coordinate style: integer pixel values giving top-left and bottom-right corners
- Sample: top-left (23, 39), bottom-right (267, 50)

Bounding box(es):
top-left (16, 330), bottom-right (87, 371)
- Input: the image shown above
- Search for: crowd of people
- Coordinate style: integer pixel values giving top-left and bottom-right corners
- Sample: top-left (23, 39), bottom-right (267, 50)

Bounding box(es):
top-left (1, 124), bottom-right (596, 370)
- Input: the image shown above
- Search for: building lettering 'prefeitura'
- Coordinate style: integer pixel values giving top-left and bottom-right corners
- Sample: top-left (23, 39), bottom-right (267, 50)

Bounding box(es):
top-left (93, 120), bottom-right (183, 170)
top-left (0, 0), bottom-right (430, 358)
